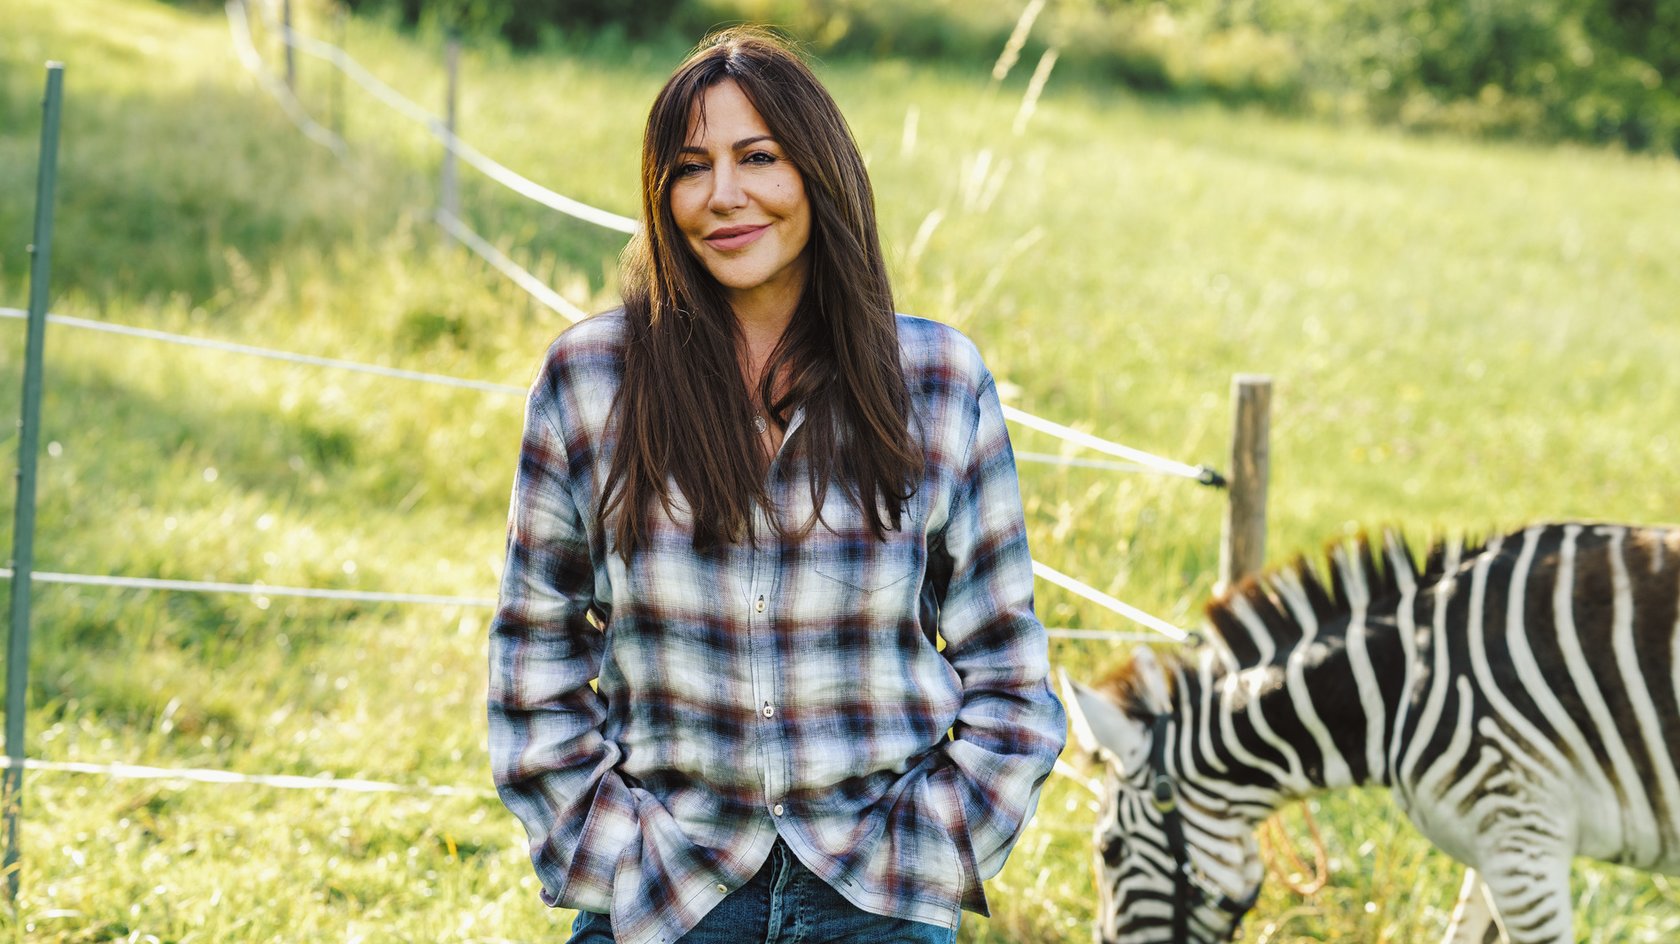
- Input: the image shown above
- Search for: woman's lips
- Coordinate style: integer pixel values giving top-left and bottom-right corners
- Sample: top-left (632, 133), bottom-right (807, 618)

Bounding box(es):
top-left (705, 224), bottom-right (770, 251)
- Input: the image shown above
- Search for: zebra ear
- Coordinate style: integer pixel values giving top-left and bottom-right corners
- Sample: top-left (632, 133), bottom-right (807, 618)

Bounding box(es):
top-left (1131, 646), bottom-right (1173, 715)
top-left (1059, 669), bottom-right (1151, 776)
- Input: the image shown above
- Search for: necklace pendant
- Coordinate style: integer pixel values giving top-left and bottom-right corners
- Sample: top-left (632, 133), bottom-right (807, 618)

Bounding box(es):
top-left (753, 413), bottom-right (768, 435)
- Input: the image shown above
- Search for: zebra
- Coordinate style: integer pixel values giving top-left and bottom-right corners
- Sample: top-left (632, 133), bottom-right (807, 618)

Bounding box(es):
top-left (1060, 522), bottom-right (1680, 944)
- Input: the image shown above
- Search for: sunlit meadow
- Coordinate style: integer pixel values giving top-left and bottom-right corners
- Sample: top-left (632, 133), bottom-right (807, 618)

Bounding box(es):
top-left (2, 0), bottom-right (1680, 940)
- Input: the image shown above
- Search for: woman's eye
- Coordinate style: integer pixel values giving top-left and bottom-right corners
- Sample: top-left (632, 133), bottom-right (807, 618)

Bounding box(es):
top-left (743, 151), bottom-right (776, 166)
top-left (676, 162), bottom-right (707, 177)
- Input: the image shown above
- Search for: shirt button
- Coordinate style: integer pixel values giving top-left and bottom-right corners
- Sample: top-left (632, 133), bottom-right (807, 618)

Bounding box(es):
top-left (755, 595), bottom-right (766, 613)
top-left (761, 702), bottom-right (775, 719)
top-left (773, 803), bottom-right (785, 816)
top-left (716, 882), bottom-right (728, 894)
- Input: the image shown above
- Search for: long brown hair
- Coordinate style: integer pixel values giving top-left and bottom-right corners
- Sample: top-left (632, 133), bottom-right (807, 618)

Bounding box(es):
top-left (601, 27), bottom-right (920, 556)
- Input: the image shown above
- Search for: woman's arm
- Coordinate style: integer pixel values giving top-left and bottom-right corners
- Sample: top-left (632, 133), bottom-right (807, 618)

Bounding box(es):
top-left (487, 376), bottom-right (634, 915)
top-left (929, 372), bottom-right (1069, 912)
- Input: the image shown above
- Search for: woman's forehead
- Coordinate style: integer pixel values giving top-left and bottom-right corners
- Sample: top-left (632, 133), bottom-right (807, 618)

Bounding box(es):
top-left (683, 79), bottom-right (773, 147)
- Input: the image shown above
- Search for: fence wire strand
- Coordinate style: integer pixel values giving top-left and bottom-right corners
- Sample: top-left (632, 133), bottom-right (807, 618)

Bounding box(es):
top-left (0, 567), bottom-right (1166, 643)
top-left (1013, 451), bottom-right (1155, 474)
top-left (1032, 561), bottom-right (1191, 642)
top-left (1001, 405), bottom-right (1220, 484)
top-left (0, 755), bottom-right (1102, 828)
top-left (227, 0), bottom-right (346, 157)
top-left (0, 569), bottom-right (494, 608)
top-left (433, 125), bottom-right (640, 234)
top-left (0, 307), bottom-right (526, 395)
top-left (0, 755), bottom-right (493, 798)
top-left (1044, 628), bottom-right (1165, 642)
top-left (435, 210), bottom-right (589, 322)
top-left (0, 308), bottom-right (1199, 486)
top-left (244, 0), bottom-right (638, 234)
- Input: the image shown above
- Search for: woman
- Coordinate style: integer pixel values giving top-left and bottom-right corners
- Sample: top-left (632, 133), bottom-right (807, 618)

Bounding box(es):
top-left (489, 28), bottom-right (1066, 944)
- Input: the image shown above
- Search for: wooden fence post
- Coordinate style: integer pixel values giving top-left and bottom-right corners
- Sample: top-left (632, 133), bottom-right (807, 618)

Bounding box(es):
top-left (1219, 375), bottom-right (1271, 591)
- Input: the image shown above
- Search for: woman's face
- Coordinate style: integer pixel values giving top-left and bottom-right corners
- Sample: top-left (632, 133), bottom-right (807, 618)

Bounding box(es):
top-left (669, 79), bottom-right (811, 321)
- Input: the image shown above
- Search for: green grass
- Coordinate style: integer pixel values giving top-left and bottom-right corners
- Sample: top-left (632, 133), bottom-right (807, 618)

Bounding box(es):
top-left (3, 0), bottom-right (1680, 940)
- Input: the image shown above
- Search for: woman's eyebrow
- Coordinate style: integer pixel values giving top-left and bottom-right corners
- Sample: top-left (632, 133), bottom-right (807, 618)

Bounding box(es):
top-left (678, 135), bottom-right (777, 154)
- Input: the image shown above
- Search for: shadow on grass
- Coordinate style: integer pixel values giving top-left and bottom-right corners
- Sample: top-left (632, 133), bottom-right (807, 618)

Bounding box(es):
top-left (0, 14), bottom-right (629, 314)
top-left (0, 336), bottom-right (505, 724)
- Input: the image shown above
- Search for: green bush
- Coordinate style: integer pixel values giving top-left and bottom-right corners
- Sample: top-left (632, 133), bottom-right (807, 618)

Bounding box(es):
top-left (337, 0), bottom-right (1680, 154)
top-left (342, 0), bottom-right (686, 46)
top-left (1246, 0), bottom-right (1680, 152)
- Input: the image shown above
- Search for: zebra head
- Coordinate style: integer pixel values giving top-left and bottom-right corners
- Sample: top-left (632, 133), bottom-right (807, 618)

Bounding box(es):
top-left (1061, 650), bottom-right (1263, 944)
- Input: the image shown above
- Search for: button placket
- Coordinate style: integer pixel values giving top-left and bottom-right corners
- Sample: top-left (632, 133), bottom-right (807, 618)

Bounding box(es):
top-left (746, 502), bottom-right (788, 843)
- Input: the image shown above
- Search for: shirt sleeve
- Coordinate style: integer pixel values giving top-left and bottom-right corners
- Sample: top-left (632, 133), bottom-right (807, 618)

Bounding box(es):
top-left (487, 371), bottom-right (635, 915)
top-left (929, 372), bottom-right (1069, 913)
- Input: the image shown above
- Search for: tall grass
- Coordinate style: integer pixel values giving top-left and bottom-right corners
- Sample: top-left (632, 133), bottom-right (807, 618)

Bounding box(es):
top-left (2, 0), bottom-right (1680, 940)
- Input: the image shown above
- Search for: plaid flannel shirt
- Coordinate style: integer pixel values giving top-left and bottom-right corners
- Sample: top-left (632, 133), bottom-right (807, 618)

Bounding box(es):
top-left (488, 311), bottom-right (1066, 944)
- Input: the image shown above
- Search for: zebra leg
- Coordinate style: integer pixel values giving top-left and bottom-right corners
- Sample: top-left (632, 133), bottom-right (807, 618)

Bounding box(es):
top-left (1442, 868), bottom-right (1507, 944)
top-left (1475, 850), bottom-right (1574, 944)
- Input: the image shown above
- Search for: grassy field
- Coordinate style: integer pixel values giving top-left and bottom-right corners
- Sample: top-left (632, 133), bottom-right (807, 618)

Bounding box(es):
top-left (3, 0), bottom-right (1680, 941)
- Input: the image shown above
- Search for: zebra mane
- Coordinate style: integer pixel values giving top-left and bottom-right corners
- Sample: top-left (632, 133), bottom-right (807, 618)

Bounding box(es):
top-left (1092, 527), bottom-right (1509, 712)
top-left (1201, 528), bottom-right (1491, 668)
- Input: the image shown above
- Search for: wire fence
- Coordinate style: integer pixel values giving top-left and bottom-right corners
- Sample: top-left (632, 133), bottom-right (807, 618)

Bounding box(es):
top-left (0, 307), bottom-right (522, 395)
top-left (0, 305), bottom-right (1199, 483)
top-left (246, 0), bottom-right (637, 234)
top-left (0, 754), bottom-right (1095, 839)
top-left (1, 294), bottom-right (1199, 810)
top-left (0, 754), bottom-right (493, 798)
top-left (434, 208), bottom-right (591, 321)
top-left (228, 0), bottom-right (1224, 487)
top-left (0, 2), bottom-right (1271, 846)
top-left (0, 564), bottom-right (1168, 644)
top-left (226, 0), bottom-right (345, 157)
top-left (0, 303), bottom-right (1201, 641)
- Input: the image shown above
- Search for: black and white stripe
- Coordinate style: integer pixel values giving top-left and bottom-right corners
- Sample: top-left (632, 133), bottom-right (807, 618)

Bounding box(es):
top-left (1064, 522), bottom-right (1680, 944)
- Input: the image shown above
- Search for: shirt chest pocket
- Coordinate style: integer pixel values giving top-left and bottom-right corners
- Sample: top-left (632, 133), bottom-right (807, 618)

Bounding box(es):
top-left (804, 517), bottom-right (927, 625)
top-left (787, 488), bottom-right (929, 623)
top-left (813, 553), bottom-right (916, 594)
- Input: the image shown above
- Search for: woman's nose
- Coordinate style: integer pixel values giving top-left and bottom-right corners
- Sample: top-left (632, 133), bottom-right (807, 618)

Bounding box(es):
top-left (708, 165), bottom-right (748, 213)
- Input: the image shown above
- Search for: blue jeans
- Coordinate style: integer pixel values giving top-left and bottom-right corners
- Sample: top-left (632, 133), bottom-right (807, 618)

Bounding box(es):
top-left (566, 839), bottom-right (959, 944)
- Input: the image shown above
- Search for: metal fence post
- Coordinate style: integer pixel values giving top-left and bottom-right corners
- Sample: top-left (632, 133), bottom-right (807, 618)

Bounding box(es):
top-left (282, 0), bottom-right (296, 91)
top-left (1218, 375), bottom-right (1271, 592)
top-left (331, 2), bottom-right (346, 140)
top-left (439, 32), bottom-right (460, 226)
top-left (5, 60), bottom-right (65, 904)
